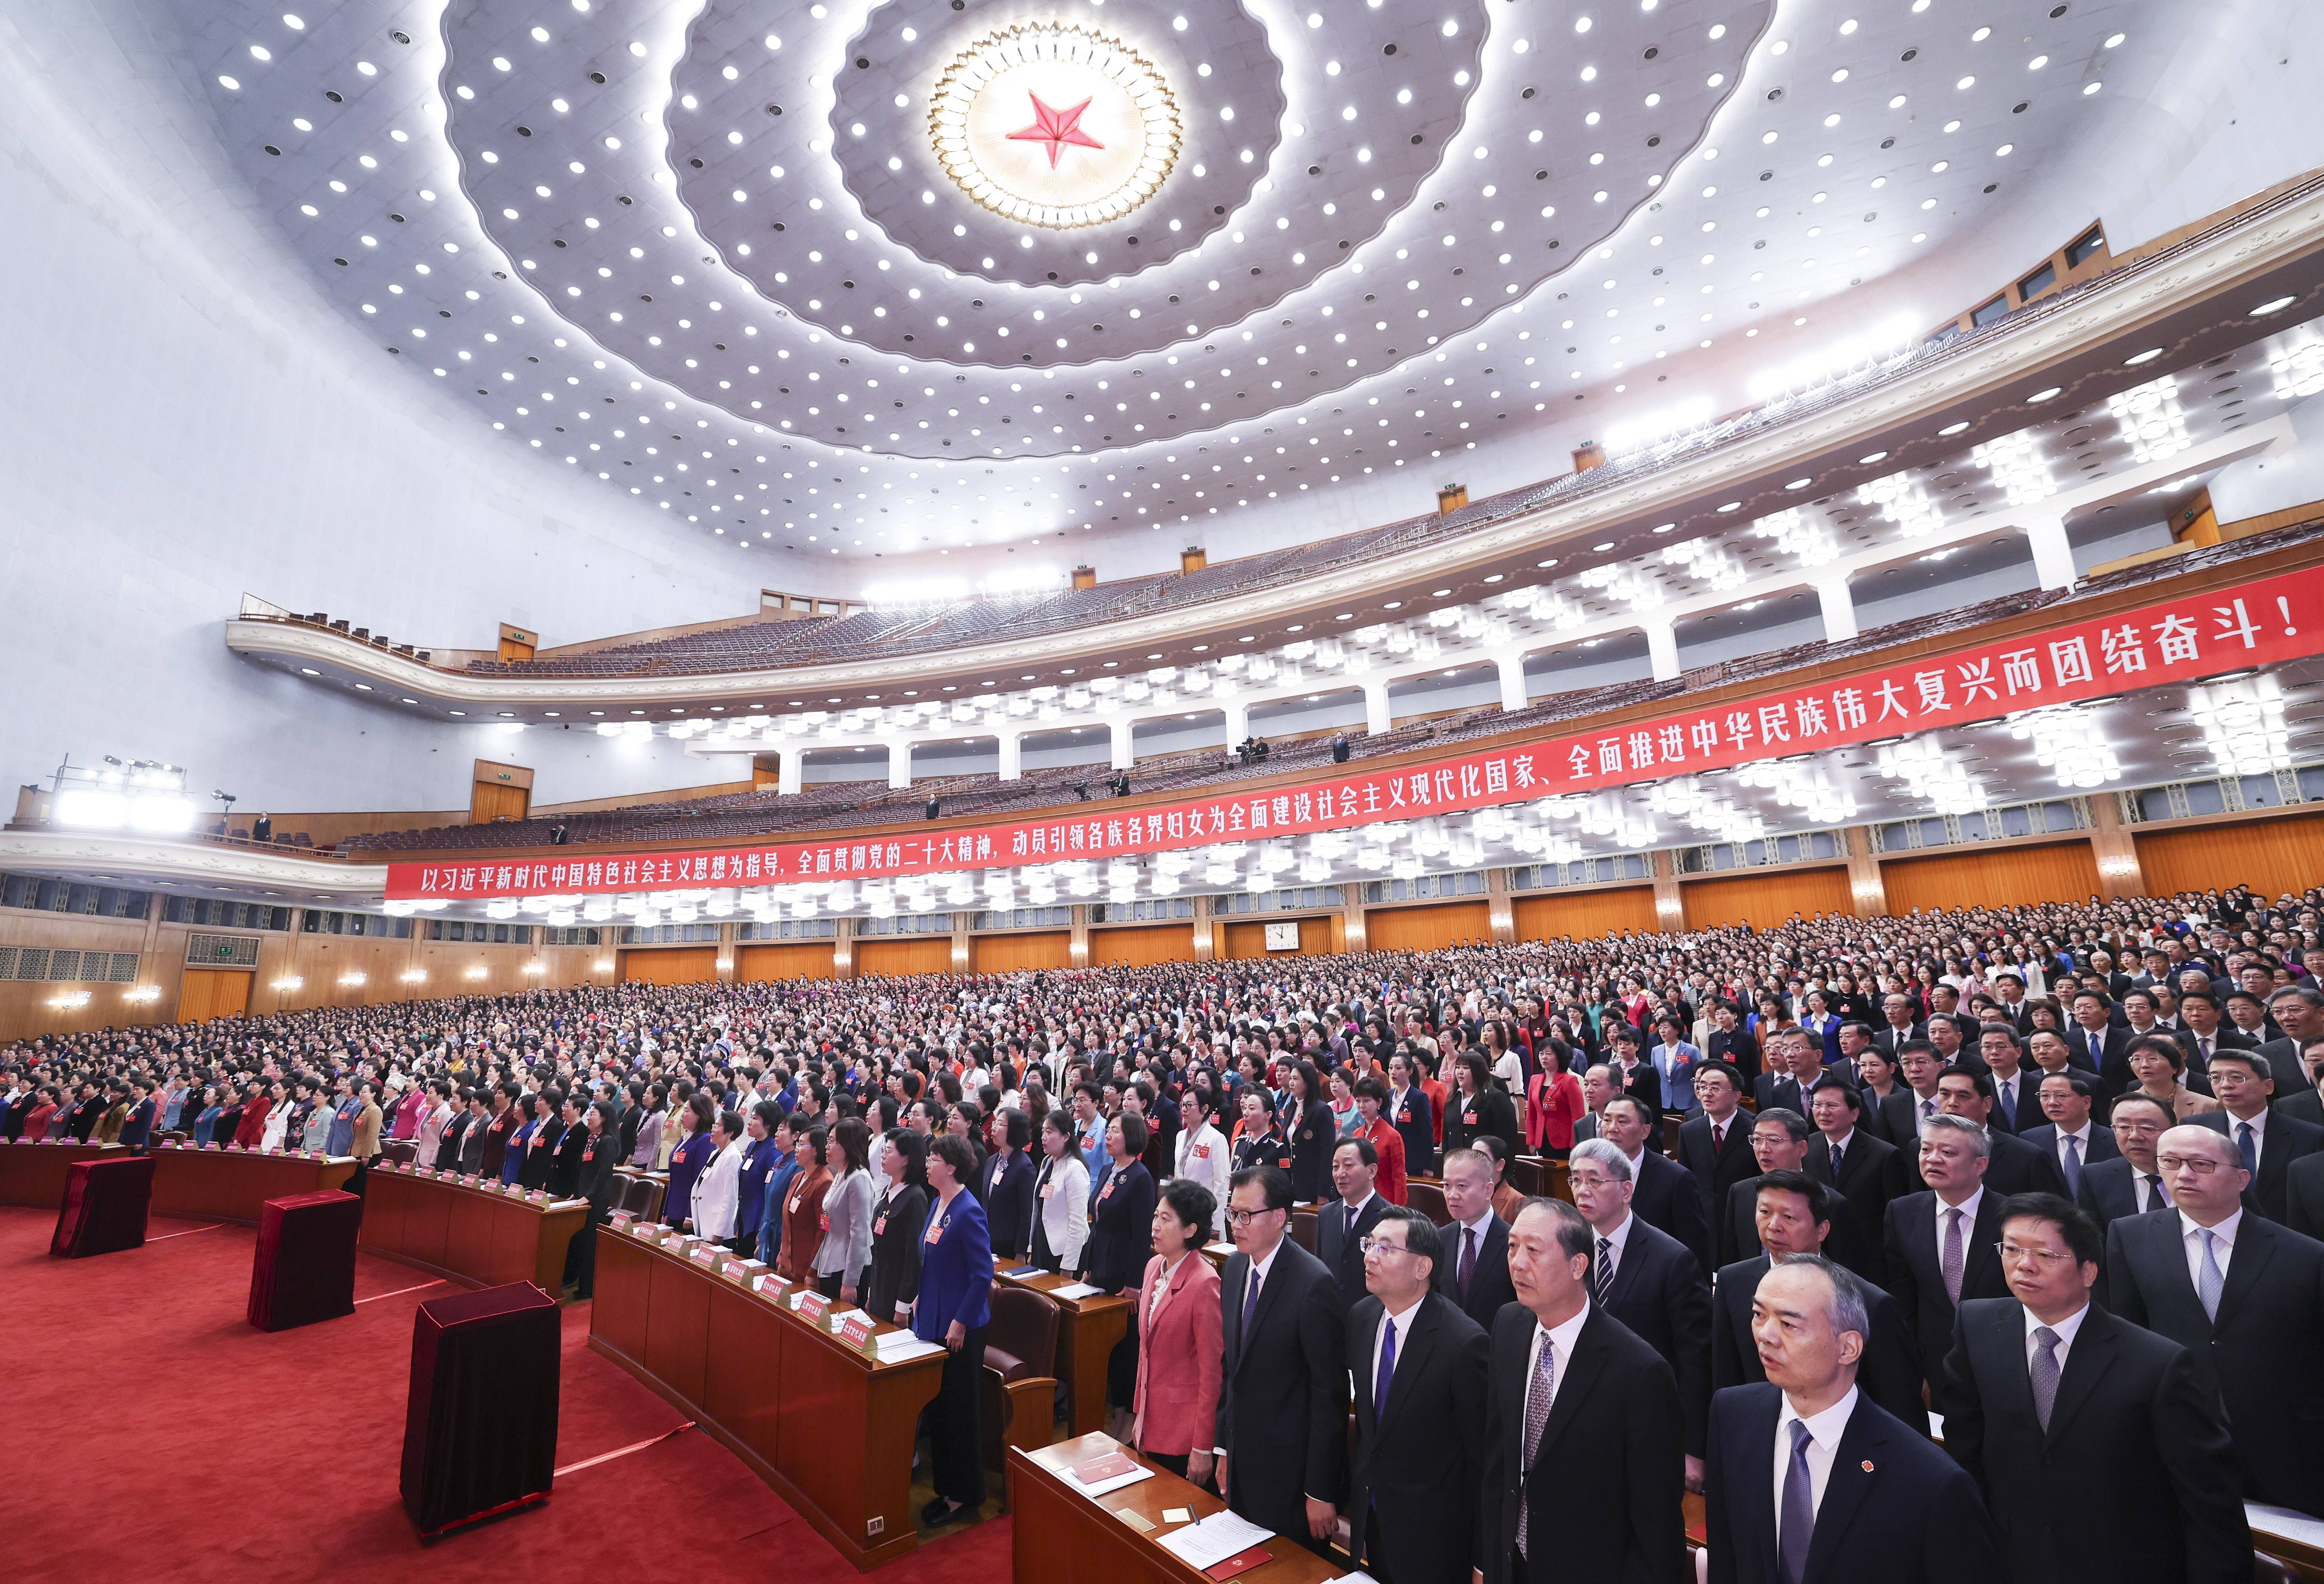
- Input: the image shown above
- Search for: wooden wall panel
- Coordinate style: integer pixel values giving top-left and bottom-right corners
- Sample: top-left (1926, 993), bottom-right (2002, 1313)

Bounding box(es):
top-left (176, 968), bottom-right (252, 1023)
top-left (1681, 868), bottom-right (1854, 929)
top-left (1088, 924), bottom-right (1197, 967)
top-left (619, 946), bottom-right (718, 985)
top-left (737, 943), bottom-right (836, 981)
top-left (2135, 814), bottom-right (2324, 899)
top-left (1513, 887), bottom-right (1658, 943)
top-left (471, 781), bottom-right (530, 824)
top-left (1879, 841), bottom-right (2101, 913)
top-left (1221, 917), bottom-right (1333, 959)
top-left (969, 933), bottom-right (1069, 974)
top-left (859, 939), bottom-right (956, 977)
top-left (1365, 901), bottom-right (1494, 953)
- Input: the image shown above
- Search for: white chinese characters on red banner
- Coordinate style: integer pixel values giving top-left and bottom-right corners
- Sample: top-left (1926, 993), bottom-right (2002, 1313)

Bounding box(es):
top-left (384, 572), bottom-right (2314, 901)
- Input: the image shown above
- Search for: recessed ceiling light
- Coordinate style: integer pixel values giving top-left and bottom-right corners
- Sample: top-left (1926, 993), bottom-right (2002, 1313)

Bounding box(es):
top-left (1430, 589), bottom-right (1452, 597)
top-left (299, 668), bottom-right (318, 676)
top-left (1784, 478), bottom-right (1812, 490)
top-left (1591, 542), bottom-right (1615, 552)
top-left (1937, 421), bottom-right (1971, 436)
top-left (1858, 451), bottom-right (1889, 464)
top-left (1382, 601), bottom-right (1404, 609)
top-left (2123, 348), bottom-right (2164, 366)
top-left (2029, 386), bottom-right (2062, 401)
top-left (1482, 573), bottom-right (1505, 583)
top-left (1715, 501), bottom-right (1743, 513)
top-left (2251, 296), bottom-right (2296, 316)
top-left (1535, 559), bottom-right (1560, 568)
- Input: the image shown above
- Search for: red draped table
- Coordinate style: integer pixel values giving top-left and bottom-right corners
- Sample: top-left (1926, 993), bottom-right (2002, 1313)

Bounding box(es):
top-left (50, 1155), bottom-right (154, 1258)
top-left (247, 1189), bottom-right (364, 1331)
top-left (400, 1283), bottom-right (560, 1538)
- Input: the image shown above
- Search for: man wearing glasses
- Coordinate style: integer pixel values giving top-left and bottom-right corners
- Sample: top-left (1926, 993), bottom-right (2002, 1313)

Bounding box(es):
top-left (2103, 1125), bottom-right (2324, 1519)
top-left (1214, 1165), bottom-right (1346, 1552)
top-left (1940, 1192), bottom-right (2247, 1584)
top-left (1344, 1207), bottom-right (1490, 1584)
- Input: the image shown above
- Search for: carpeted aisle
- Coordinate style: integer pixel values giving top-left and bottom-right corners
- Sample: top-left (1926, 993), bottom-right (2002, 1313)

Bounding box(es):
top-left (0, 1207), bottom-right (1010, 1584)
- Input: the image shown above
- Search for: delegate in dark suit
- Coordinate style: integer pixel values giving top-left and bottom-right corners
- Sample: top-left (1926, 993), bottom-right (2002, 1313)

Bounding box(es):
top-left (981, 1147), bottom-right (1036, 1260)
top-left (1678, 1112), bottom-right (1760, 1223)
top-left (1480, 1303), bottom-right (1688, 1584)
top-left (2077, 1156), bottom-right (2177, 1237)
top-left (1751, 1071), bottom-right (1806, 1117)
top-left (1598, 1217), bottom-right (1714, 1457)
top-left (1347, 1291), bottom-right (1490, 1584)
top-left (1217, 1237), bottom-right (1347, 1544)
top-left (1316, 1192), bottom-right (1392, 1312)
top-left (1630, 1148), bottom-right (1713, 1276)
top-left (1436, 1213), bottom-right (1518, 1330)
top-left (1941, 1297), bottom-right (2248, 1584)
top-left (2019, 1121), bottom-right (2121, 1168)
top-left (1806, 1131), bottom-right (1902, 1289)
top-left (1082, 1159), bottom-right (1156, 1294)
top-left (1983, 1070), bottom-right (2045, 1135)
top-left (1901, 1129), bottom-right (2069, 1200)
top-left (2290, 1152), bottom-right (2324, 1240)
top-left (1708, 1256), bottom-right (1928, 1436)
top-left (2186, 1110), bottom-right (2324, 1223)
top-left (2107, 1207), bottom-right (2324, 1517)
top-left (1705, 1384), bottom-right (1996, 1584)
top-left (1883, 1190), bottom-right (2009, 1401)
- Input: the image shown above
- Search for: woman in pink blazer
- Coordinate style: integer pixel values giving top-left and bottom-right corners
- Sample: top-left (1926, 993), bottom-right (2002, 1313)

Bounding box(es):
top-left (1130, 1178), bottom-right (1225, 1486)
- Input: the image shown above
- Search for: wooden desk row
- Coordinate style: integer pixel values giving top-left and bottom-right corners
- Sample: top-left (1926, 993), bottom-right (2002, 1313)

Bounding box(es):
top-left (991, 1266), bottom-right (1135, 1439)
top-left (148, 1142), bottom-right (356, 1222)
top-left (589, 1223), bottom-right (948, 1570)
top-left (1011, 1435), bottom-right (1338, 1584)
top-left (0, 1140), bottom-right (119, 1207)
top-left (358, 1163), bottom-right (590, 1295)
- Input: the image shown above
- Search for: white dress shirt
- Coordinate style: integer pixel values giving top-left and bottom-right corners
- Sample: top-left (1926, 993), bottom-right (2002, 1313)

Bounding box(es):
top-left (1173, 1121), bottom-right (1231, 1232)
top-left (1592, 1211), bottom-right (1634, 1288)
top-left (1523, 1303), bottom-right (1594, 1435)
top-left (1370, 1293), bottom-right (1425, 1402)
top-left (2021, 1298), bottom-right (2089, 1373)
top-left (2053, 1123), bottom-right (2094, 1172)
top-left (2132, 1167), bottom-right (2174, 1213)
top-left (2181, 1207), bottom-right (2240, 1288)
top-left (1772, 1386), bottom-right (1858, 1549)
top-left (2225, 1108), bottom-right (2268, 1176)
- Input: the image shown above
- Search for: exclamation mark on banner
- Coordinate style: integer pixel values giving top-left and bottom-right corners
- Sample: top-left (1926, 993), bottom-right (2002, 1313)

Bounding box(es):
top-left (2280, 595), bottom-right (2298, 635)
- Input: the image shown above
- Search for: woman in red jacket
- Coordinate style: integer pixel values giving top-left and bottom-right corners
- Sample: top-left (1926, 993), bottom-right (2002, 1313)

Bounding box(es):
top-left (232, 1079), bottom-right (271, 1148)
top-left (775, 1123), bottom-right (832, 1285)
top-left (1130, 1178), bottom-right (1223, 1485)
top-left (1525, 1050), bottom-right (1585, 1158)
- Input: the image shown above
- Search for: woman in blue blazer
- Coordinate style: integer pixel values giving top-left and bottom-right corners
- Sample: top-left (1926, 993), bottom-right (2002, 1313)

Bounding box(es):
top-left (981, 1107), bottom-right (1037, 1261)
top-left (913, 1133), bottom-right (994, 1526)
top-left (734, 1100), bottom-right (783, 1254)
top-left (663, 1092), bottom-right (718, 1230)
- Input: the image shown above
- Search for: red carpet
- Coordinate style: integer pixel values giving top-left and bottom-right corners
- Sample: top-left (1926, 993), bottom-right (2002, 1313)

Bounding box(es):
top-left (0, 1208), bottom-right (1010, 1583)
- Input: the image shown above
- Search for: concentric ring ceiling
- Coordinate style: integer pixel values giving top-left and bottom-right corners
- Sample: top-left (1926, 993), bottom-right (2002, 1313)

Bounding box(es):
top-left (189, 0), bottom-right (2161, 558)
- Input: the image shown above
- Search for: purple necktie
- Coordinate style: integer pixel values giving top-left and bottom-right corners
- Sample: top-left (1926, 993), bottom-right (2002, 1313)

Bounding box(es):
top-left (1374, 1319), bottom-right (1396, 1424)
top-left (1779, 1418), bottom-right (1814, 1584)
top-left (1459, 1225), bottom-right (1477, 1296)
top-left (1941, 1207), bottom-right (1965, 1307)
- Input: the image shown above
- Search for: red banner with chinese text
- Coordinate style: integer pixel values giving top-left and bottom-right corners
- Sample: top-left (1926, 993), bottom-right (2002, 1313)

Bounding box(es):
top-left (385, 570), bottom-right (2317, 901)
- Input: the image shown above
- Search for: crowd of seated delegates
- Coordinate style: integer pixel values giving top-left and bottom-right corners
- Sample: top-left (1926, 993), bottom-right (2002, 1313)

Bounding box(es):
top-left (6, 880), bottom-right (2322, 1561)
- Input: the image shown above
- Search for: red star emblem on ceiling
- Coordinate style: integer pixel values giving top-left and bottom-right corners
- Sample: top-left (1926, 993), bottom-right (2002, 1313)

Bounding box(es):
top-left (1006, 92), bottom-right (1105, 168)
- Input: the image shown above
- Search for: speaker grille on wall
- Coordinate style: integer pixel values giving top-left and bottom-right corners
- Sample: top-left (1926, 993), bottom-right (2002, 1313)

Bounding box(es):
top-left (0, 948), bottom-right (15, 979)
top-left (107, 952), bottom-right (140, 982)
top-left (47, 950), bottom-right (80, 982)
top-left (186, 933), bottom-right (262, 967)
top-left (13, 949), bottom-right (49, 980)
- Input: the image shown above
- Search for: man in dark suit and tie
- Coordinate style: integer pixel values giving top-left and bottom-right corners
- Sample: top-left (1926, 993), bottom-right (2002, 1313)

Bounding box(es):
top-left (1883, 1116), bottom-right (2010, 1408)
top-left (2272, 1031), bottom-right (2324, 1130)
top-left (1805, 1079), bottom-right (1901, 1290)
top-left (1600, 1095), bottom-right (1711, 1276)
top-left (1872, 994), bottom-right (1926, 1059)
top-left (1215, 1166), bottom-right (1347, 1550)
top-left (1677, 1061), bottom-right (1757, 1223)
top-left (1914, 1071), bottom-right (2069, 1199)
top-left (1705, 1255), bottom-right (1997, 1584)
top-left (1346, 1207), bottom-right (1492, 1584)
top-left (1721, 1109), bottom-right (1814, 1268)
top-left (1570, 1138), bottom-right (1713, 1489)
top-left (1480, 1196), bottom-right (1688, 1584)
top-left (2108, 1124), bottom-right (2324, 1518)
top-left (2019, 1070), bottom-right (2117, 1200)
top-left (2252, 984), bottom-right (2319, 1086)
top-left (1434, 1145), bottom-right (1517, 1329)
top-left (2069, 991), bottom-right (2138, 1095)
top-left (1317, 1137), bottom-right (1391, 1310)
top-left (1972, 1025), bottom-right (2042, 1135)
top-left (1941, 1193), bottom-right (2249, 1584)
top-left (1709, 1174), bottom-right (1926, 1434)
top-left (2185, 1050), bottom-right (2324, 1222)
top-left (2176, 989), bottom-right (2258, 1077)
top-left (2077, 1093), bottom-right (2179, 1236)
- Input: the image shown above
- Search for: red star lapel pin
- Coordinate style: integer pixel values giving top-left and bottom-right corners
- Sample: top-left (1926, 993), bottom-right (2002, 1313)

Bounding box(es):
top-left (1007, 91), bottom-right (1105, 168)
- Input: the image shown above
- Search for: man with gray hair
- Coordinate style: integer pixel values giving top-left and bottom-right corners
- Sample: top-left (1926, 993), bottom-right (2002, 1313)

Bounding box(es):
top-left (1569, 1138), bottom-right (1713, 1490)
top-left (1882, 1114), bottom-right (2008, 1409)
top-left (1705, 1253), bottom-right (1998, 1584)
top-left (2258, 983), bottom-right (2322, 1084)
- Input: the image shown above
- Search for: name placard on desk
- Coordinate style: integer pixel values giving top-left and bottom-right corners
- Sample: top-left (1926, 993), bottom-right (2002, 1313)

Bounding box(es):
top-left (838, 1313), bottom-right (876, 1348)
top-left (754, 1272), bottom-right (791, 1300)
top-left (795, 1289), bottom-right (831, 1322)
top-left (526, 1190), bottom-right (548, 1204)
top-left (689, 1245), bottom-right (721, 1268)
top-left (610, 1212), bottom-right (633, 1231)
top-left (632, 1221), bottom-right (663, 1240)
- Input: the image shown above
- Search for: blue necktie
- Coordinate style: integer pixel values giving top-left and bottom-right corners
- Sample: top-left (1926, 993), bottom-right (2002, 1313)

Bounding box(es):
top-left (1374, 1318), bottom-right (1396, 1425)
top-left (1779, 1418), bottom-right (1814, 1584)
top-left (1241, 1264), bottom-right (1261, 1342)
top-left (1995, 1081), bottom-right (2015, 1129)
top-left (2061, 1134), bottom-right (2082, 1196)
top-left (2237, 1121), bottom-right (2257, 1177)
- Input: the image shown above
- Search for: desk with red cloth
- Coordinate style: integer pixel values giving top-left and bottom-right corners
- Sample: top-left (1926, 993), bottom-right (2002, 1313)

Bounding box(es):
top-left (50, 1153), bottom-right (155, 1258)
top-left (247, 1188), bottom-right (365, 1331)
top-left (400, 1283), bottom-right (561, 1538)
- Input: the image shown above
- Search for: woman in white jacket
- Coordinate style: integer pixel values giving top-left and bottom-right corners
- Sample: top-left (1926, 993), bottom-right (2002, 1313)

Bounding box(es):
top-left (691, 1109), bottom-right (747, 1247)
top-left (258, 1081), bottom-right (291, 1152)
top-left (1029, 1109), bottom-right (1091, 1273)
top-left (411, 1082), bottom-right (455, 1168)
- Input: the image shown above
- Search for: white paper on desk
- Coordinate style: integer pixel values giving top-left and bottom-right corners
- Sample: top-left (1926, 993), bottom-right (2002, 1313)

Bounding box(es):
top-left (830, 1307), bottom-right (874, 1329)
top-left (1050, 1281), bottom-right (1104, 1299)
top-left (1328, 1573), bottom-right (1381, 1584)
top-left (1204, 1243), bottom-right (1236, 1258)
top-left (872, 1338), bottom-right (945, 1363)
top-left (2248, 1502), bottom-right (2324, 1550)
top-left (1156, 1509), bottom-right (1272, 1570)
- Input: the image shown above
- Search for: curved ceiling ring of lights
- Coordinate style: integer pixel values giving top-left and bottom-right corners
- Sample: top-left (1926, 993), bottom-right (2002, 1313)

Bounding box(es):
top-left (202, 0), bottom-right (2161, 557)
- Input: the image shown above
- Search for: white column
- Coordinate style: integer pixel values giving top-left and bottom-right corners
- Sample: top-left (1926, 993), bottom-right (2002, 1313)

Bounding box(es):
top-left (1494, 651), bottom-right (1529, 712)
top-left (1815, 575), bottom-right (1859, 644)
top-left (776, 744), bottom-right (803, 795)
top-left (1221, 697), bottom-right (1249, 747)
top-left (885, 738), bottom-right (911, 790)
top-left (2023, 512), bottom-right (2076, 590)
top-left (1109, 716), bottom-right (1135, 770)
top-left (997, 729), bottom-right (1023, 782)
top-left (1644, 619), bottom-right (1680, 682)
top-left (1362, 678), bottom-right (1392, 736)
